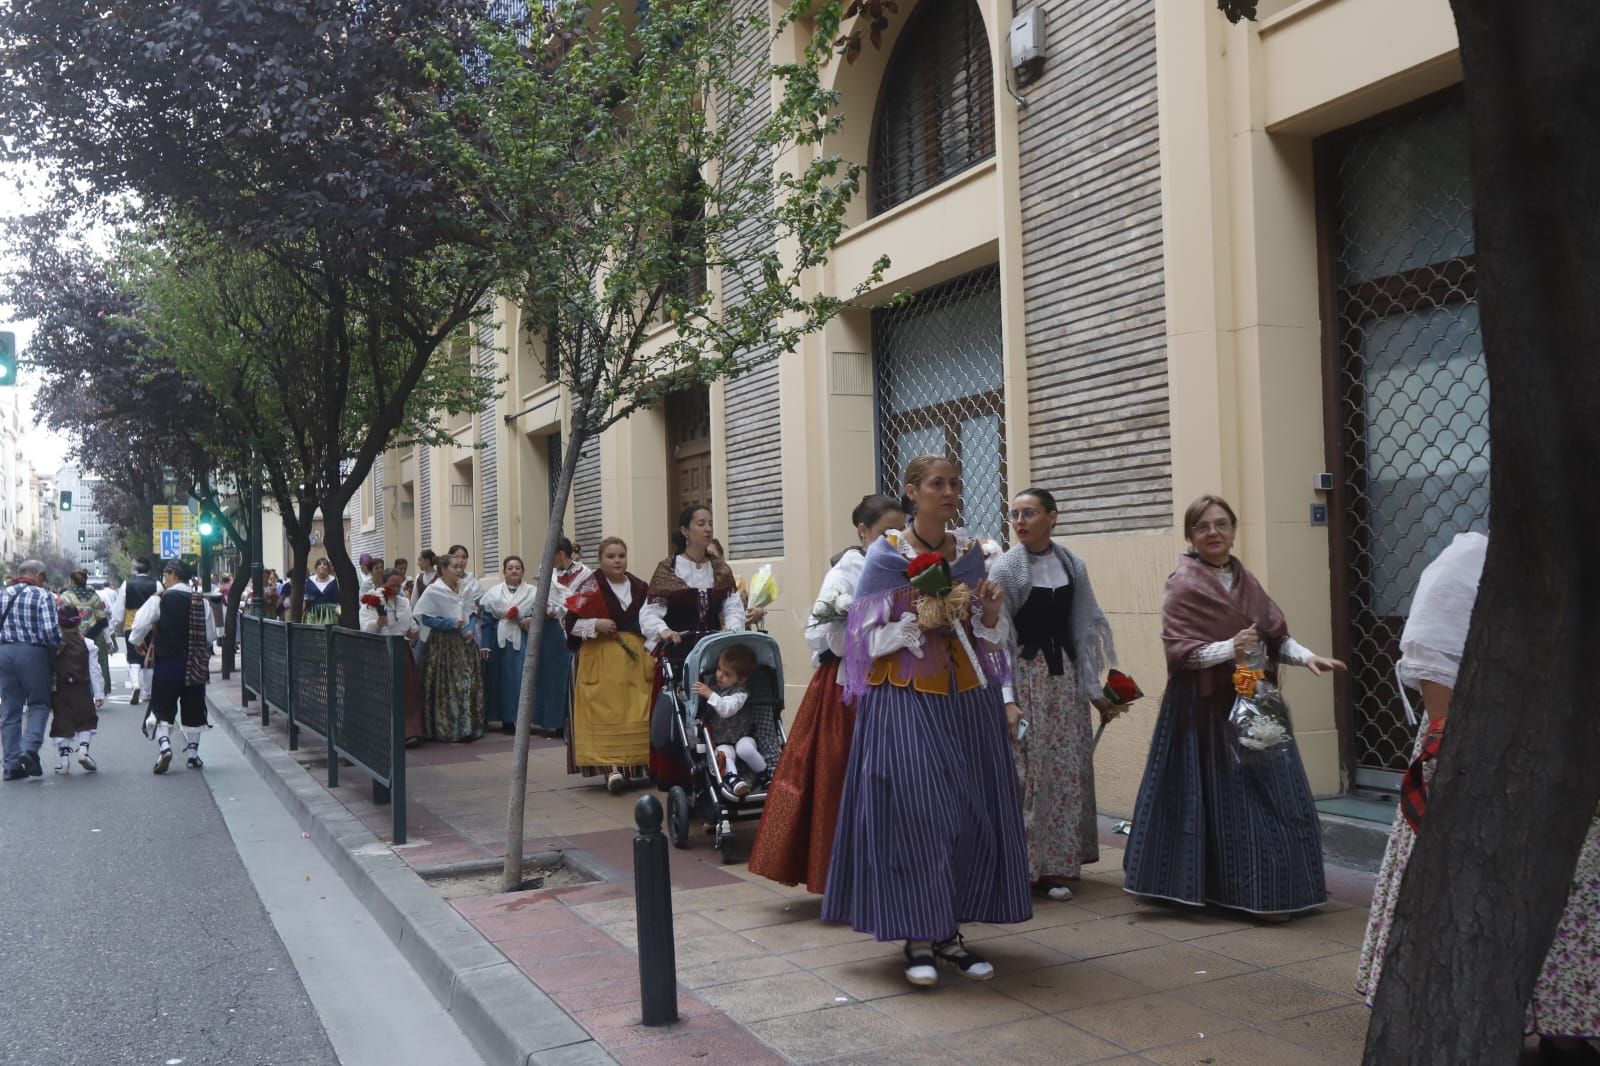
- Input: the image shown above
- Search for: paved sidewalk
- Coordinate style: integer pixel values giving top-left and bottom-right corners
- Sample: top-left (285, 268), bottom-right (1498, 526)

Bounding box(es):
top-left (215, 669), bottom-right (1410, 1065)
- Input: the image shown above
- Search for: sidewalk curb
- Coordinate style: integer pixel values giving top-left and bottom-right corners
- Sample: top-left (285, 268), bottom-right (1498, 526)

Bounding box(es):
top-left (207, 689), bottom-right (617, 1066)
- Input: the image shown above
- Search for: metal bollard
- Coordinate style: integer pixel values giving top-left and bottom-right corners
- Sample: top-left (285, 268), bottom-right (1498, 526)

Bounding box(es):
top-left (633, 795), bottom-right (679, 1026)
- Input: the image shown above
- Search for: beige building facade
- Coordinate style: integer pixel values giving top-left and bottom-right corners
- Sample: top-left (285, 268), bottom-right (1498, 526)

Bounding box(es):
top-left (356, 0), bottom-right (1484, 813)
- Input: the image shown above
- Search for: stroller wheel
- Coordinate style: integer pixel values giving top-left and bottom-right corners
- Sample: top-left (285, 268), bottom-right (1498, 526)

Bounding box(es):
top-left (667, 786), bottom-right (691, 849)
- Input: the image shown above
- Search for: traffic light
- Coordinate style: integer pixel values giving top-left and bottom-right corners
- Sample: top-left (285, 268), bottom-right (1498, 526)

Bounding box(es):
top-left (198, 516), bottom-right (217, 540)
top-left (78, 529), bottom-right (86, 544)
top-left (0, 332), bottom-right (14, 386)
top-left (59, 490), bottom-right (72, 512)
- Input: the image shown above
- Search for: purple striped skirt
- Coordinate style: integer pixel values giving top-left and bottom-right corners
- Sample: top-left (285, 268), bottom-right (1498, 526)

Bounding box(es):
top-left (821, 679), bottom-right (1033, 942)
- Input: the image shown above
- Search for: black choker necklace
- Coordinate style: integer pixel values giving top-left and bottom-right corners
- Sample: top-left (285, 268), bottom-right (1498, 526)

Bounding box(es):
top-left (1026, 543), bottom-right (1053, 556)
top-left (910, 527), bottom-right (949, 554)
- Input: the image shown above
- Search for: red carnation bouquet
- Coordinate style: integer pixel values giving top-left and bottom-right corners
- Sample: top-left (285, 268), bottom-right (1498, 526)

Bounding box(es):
top-left (360, 593), bottom-right (384, 610)
top-left (504, 606), bottom-right (519, 621)
top-left (906, 552), bottom-right (952, 597)
top-left (563, 586), bottom-right (638, 661)
top-left (1102, 669), bottom-right (1143, 706)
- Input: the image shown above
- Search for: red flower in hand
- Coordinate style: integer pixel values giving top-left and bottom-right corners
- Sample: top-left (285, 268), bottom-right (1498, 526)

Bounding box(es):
top-left (1103, 669), bottom-right (1143, 705)
top-left (505, 606), bottom-right (519, 621)
top-left (905, 552), bottom-right (945, 580)
top-left (360, 593), bottom-right (383, 609)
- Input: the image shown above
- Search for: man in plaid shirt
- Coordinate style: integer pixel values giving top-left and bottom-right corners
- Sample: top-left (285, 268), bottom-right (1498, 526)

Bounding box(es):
top-left (0, 560), bottom-right (62, 780)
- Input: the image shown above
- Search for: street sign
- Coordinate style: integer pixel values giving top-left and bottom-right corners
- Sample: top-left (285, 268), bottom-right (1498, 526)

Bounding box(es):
top-left (159, 529), bottom-right (183, 559)
top-left (152, 504), bottom-right (198, 555)
top-left (0, 332), bottom-right (14, 386)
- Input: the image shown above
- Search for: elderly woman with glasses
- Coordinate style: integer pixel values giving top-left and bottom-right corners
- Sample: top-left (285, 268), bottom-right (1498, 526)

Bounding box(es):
top-left (1122, 495), bottom-right (1345, 920)
top-left (989, 489), bottom-right (1118, 903)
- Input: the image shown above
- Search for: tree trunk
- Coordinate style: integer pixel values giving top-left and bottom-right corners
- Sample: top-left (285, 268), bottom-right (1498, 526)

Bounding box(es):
top-left (320, 499), bottom-right (361, 629)
top-left (501, 423), bottom-right (589, 892)
top-left (286, 526), bottom-right (312, 624)
top-left (1364, 5), bottom-right (1600, 1062)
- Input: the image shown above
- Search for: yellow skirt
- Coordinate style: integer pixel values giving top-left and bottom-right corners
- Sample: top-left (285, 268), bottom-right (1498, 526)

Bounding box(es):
top-left (571, 633), bottom-right (653, 768)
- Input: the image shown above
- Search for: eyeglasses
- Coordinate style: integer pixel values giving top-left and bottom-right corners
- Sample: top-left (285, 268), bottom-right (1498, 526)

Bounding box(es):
top-left (1190, 520), bottom-right (1234, 535)
top-left (1007, 508), bottom-right (1044, 522)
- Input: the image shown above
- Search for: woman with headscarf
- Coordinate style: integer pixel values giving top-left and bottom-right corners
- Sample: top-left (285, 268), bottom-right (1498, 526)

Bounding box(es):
top-left (1355, 532), bottom-right (1598, 1061)
top-left (414, 553), bottom-right (485, 742)
top-left (564, 537), bottom-right (652, 793)
top-left (989, 488), bottom-right (1118, 902)
top-left (747, 493), bottom-right (903, 893)
top-left (1122, 494), bottom-right (1345, 918)
top-left (60, 570), bottom-right (112, 695)
top-left (478, 556), bottom-right (540, 735)
top-left (822, 455), bottom-right (1031, 988)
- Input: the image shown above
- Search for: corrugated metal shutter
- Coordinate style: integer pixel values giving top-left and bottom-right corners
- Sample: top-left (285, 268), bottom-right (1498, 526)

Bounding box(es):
top-left (1016, 0), bottom-right (1170, 534)
top-left (417, 444), bottom-right (432, 552)
top-left (716, 0), bottom-right (783, 558)
top-left (347, 461), bottom-right (385, 562)
top-left (477, 319), bottom-right (500, 573)
top-left (571, 434), bottom-right (602, 554)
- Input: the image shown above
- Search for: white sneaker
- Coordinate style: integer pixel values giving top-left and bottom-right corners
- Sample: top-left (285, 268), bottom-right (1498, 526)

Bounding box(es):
top-left (55, 752), bottom-right (71, 775)
top-left (903, 944), bottom-right (938, 988)
top-left (606, 770), bottom-right (625, 795)
top-left (77, 748), bottom-right (97, 773)
top-left (1045, 884), bottom-right (1074, 901)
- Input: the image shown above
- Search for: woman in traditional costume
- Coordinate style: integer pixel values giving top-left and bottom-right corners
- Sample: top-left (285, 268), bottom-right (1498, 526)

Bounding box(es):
top-left (528, 538), bottom-right (589, 739)
top-left (564, 537), bottom-right (653, 794)
top-left (360, 568), bottom-right (424, 744)
top-left (303, 557), bottom-right (340, 625)
top-left (642, 505), bottom-right (745, 784)
top-left (478, 556), bottom-right (540, 735)
top-left (414, 553), bottom-right (485, 742)
top-left (748, 494), bottom-right (903, 893)
top-left (821, 455), bottom-right (1030, 988)
top-left (1355, 532), bottom-right (1598, 1062)
top-left (1123, 495), bottom-right (1344, 917)
top-left (60, 569), bottom-right (112, 694)
top-left (991, 488), bottom-right (1117, 902)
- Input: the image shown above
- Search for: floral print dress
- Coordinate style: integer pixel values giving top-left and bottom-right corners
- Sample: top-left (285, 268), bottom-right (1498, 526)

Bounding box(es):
top-left (1357, 721), bottom-right (1600, 1038)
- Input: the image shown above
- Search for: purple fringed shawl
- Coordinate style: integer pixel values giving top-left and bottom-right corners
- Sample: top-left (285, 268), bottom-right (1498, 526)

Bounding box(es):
top-left (841, 534), bottom-right (1011, 703)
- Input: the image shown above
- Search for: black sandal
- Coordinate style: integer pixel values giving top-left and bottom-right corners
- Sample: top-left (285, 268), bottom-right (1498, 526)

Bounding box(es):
top-left (932, 935), bottom-right (995, 981)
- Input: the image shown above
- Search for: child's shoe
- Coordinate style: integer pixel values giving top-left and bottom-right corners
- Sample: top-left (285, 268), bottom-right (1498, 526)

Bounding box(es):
top-left (77, 745), bottom-right (97, 773)
top-left (726, 772), bottom-right (751, 799)
top-left (54, 745), bottom-right (72, 775)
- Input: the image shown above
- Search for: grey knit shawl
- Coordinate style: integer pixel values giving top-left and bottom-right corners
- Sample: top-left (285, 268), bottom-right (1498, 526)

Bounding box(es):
top-left (990, 541), bottom-right (1116, 704)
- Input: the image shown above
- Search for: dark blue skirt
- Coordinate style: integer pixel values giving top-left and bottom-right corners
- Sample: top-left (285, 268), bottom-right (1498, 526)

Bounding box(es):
top-left (1122, 677), bottom-right (1327, 914)
top-left (531, 620), bottom-right (571, 733)
top-left (821, 679), bottom-right (1032, 942)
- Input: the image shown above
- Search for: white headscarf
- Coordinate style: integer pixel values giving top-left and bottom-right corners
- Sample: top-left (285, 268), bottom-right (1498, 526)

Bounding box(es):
top-left (1398, 531), bottom-right (1488, 693)
top-left (413, 578), bottom-right (465, 647)
top-left (479, 579), bottom-right (540, 650)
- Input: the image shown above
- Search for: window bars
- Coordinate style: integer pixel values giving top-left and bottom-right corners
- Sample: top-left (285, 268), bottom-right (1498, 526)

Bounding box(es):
top-left (874, 265), bottom-right (1007, 542)
top-left (1324, 99), bottom-right (1488, 786)
top-left (870, 0), bottom-right (996, 216)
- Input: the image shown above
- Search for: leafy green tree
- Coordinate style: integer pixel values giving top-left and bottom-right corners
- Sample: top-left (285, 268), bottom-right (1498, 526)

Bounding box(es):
top-left (420, 0), bottom-right (886, 889)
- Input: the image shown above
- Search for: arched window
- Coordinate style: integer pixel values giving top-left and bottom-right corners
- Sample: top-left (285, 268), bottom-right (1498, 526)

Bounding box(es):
top-left (870, 0), bottom-right (995, 216)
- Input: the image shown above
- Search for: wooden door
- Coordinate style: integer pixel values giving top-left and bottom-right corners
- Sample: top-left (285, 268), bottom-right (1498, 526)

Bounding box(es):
top-left (666, 388), bottom-right (712, 549)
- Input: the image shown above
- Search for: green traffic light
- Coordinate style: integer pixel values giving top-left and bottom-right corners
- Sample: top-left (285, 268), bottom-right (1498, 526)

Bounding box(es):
top-left (199, 520), bottom-right (216, 537)
top-left (0, 331), bottom-right (14, 386)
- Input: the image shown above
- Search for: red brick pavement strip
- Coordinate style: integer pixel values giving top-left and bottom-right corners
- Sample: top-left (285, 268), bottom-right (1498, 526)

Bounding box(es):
top-left (217, 671), bottom-right (786, 1062)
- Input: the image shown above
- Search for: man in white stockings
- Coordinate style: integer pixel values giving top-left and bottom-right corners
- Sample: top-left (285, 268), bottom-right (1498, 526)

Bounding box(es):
top-left (112, 557), bottom-right (159, 704)
top-left (128, 561), bottom-right (217, 774)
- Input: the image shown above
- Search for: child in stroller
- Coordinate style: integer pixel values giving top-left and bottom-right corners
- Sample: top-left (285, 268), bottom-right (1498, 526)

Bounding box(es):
top-left (694, 644), bottom-right (767, 798)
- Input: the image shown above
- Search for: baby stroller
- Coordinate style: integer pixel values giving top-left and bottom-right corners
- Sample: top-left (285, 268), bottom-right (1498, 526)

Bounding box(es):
top-left (654, 630), bottom-right (786, 864)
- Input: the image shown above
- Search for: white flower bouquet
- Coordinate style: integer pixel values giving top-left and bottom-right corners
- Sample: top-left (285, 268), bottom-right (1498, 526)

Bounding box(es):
top-left (810, 589), bottom-right (853, 627)
top-left (1228, 644), bottom-right (1294, 758)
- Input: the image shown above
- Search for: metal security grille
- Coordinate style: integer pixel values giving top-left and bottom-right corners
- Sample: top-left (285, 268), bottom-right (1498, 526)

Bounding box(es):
top-left (1322, 99), bottom-right (1488, 788)
top-left (874, 265), bottom-right (1007, 541)
top-left (870, 0), bottom-right (995, 216)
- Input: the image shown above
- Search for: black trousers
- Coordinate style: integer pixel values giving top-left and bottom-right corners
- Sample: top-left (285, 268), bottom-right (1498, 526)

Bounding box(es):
top-left (149, 680), bottom-right (208, 728)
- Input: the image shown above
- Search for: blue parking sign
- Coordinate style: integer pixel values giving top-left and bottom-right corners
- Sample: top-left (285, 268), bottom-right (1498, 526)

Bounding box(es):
top-left (160, 529), bottom-right (183, 559)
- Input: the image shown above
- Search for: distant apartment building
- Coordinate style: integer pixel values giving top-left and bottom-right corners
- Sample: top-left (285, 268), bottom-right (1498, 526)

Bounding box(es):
top-left (352, 0), bottom-right (1483, 811)
top-left (56, 465), bottom-right (113, 574)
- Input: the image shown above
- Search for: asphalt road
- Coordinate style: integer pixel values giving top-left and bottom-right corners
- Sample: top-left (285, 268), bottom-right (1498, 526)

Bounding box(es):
top-left (0, 681), bottom-right (338, 1066)
top-left (0, 654), bottom-right (486, 1066)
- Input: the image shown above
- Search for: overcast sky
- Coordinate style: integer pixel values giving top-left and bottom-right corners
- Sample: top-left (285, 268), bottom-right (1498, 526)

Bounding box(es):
top-left (2, 166), bottom-right (74, 476)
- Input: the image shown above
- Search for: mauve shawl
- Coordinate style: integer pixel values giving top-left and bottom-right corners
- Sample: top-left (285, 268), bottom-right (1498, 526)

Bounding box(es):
top-left (1162, 552), bottom-right (1288, 698)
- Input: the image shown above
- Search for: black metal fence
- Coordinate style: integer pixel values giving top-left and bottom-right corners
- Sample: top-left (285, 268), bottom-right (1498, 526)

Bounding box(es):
top-left (241, 615), bottom-right (409, 843)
